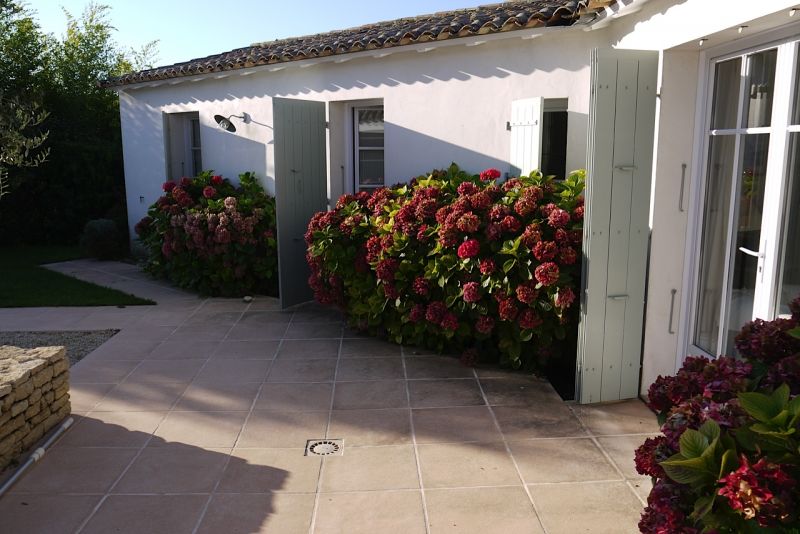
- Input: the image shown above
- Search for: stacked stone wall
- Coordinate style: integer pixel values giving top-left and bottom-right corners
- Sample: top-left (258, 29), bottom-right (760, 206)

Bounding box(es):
top-left (0, 346), bottom-right (70, 469)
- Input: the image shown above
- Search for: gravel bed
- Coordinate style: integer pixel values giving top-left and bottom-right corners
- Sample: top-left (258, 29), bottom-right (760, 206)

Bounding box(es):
top-left (0, 330), bottom-right (119, 366)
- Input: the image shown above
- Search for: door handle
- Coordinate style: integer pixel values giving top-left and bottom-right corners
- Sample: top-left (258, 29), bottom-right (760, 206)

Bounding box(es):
top-left (614, 165), bottom-right (636, 171)
top-left (607, 294), bottom-right (629, 300)
top-left (738, 246), bottom-right (764, 258)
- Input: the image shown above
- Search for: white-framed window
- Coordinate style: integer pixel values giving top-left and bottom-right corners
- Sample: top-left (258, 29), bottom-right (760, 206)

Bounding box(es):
top-left (689, 36), bottom-right (800, 357)
top-left (165, 111), bottom-right (202, 179)
top-left (353, 105), bottom-right (384, 191)
top-left (542, 98), bottom-right (569, 179)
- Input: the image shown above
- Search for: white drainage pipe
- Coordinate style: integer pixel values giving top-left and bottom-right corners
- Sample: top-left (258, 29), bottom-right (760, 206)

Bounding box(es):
top-left (0, 417), bottom-right (74, 498)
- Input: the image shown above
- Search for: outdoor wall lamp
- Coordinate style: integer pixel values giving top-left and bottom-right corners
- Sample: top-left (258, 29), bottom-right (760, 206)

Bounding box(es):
top-left (214, 112), bottom-right (250, 133)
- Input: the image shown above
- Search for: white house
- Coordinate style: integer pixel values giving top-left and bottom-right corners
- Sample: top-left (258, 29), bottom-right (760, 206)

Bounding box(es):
top-left (103, 0), bottom-right (800, 404)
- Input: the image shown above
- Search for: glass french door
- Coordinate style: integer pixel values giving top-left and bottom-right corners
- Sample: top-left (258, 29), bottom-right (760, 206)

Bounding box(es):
top-left (692, 38), bottom-right (800, 357)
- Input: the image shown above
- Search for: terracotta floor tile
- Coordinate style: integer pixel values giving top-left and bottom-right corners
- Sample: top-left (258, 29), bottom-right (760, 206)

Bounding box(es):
top-left (492, 405), bottom-right (587, 439)
top-left (571, 400), bottom-right (659, 436)
top-left (277, 339), bottom-right (341, 359)
top-left (408, 379), bottom-right (485, 408)
top-left (175, 382), bottom-right (261, 411)
top-left (59, 411), bottom-right (166, 447)
top-left (10, 447), bottom-right (137, 494)
top-left (426, 487), bottom-right (544, 534)
top-left (194, 359), bottom-right (271, 383)
top-left (340, 338), bottom-right (401, 358)
top-left (405, 356), bottom-right (475, 379)
top-left (332, 380), bottom-right (409, 410)
top-left (320, 444), bottom-right (419, 492)
top-left (237, 310), bottom-right (293, 324)
top-left (114, 444), bottom-right (229, 493)
top-left (69, 382), bottom-right (116, 411)
top-left (197, 493), bottom-right (315, 534)
top-left (314, 490), bottom-right (426, 534)
top-left (237, 410), bottom-right (329, 448)
top-left (152, 411), bottom-right (248, 448)
top-left (509, 438), bottom-right (621, 483)
top-left (69, 360), bottom-right (139, 383)
top-left (212, 340), bottom-right (280, 359)
top-left (417, 442), bottom-right (519, 488)
top-left (327, 408), bottom-right (412, 446)
top-left (256, 383), bottom-right (333, 411)
top-left (597, 435), bottom-right (658, 479)
top-left (82, 495), bottom-right (208, 534)
top-left (283, 321), bottom-right (342, 339)
top-left (122, 359), bottom-right (205, 384)
top-left (93, 382), bottom-right (187, 412)
top-left (220, 448), bottom-right (320, 493)
top-left (528, 482), bottom-right (643, 534)
top-left (267, 359), bottom-right (337, 383)
top-left (479, 377), bottom-right (562, 407)
top-left (413, 406), bottom-right (502, 443)
top-left (0, 494), bottom-right (102, 533)
top-left (336, 357), bottom-right (404, 381)
top-left (147, 339), bottom-right (220, 360)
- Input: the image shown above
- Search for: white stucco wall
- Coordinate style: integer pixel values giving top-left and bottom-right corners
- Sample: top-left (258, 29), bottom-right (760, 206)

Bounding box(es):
top-left (119, 28), bottom-right (599, 239)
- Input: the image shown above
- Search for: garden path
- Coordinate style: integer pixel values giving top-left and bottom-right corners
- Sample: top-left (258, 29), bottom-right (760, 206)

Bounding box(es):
top-left (0, 260), bottom-right (659, 533)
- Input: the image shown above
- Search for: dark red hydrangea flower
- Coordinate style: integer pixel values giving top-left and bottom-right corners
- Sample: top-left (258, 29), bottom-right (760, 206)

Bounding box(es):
top-left (439, 228), bottom-right (460, 248)
top-left (180, 177), bottom-right (192, 188)
top-left (460, 348), bottom-right (479, 367)
top-left (479, 168), bottom-right (501, 181)
top-left (763, 355), bottom-right (800, 394)
top-left (479, 258), bottom-right (496, 275)
top-left (413, 276), bottom-right (430, 297)
top-left (336, 194), bottom-right (356, 209)
top-left (211, 174), bottom-right (223, 185)
top-left (416, 224), bottom-right (431, 243)
top-left (514, 197), bottom-right (537, 217)
top-left (469, 192), bottom-right (492, 211)
top-left (570, 229), bottom-right (583, 244)
top-left (457, 182), bottom-right (479, 196)
top-left (409, 304), bottom-right (426, 323)
top-left (518, 308), bottom-right (542, 330)
top-left (502, 178), bottom-right (522, 191)
top-left (498, 298), bottom-right (519, 321)
top-left (554, 228), bottom-right (569, 243)
top-left (134, 216), bottom-right (152, 236)
top-left (540, 203), bottom-right (557, 217)
top-left (485, 223), bottom-right (502, 242)
top-left (515, 281), bottom-right (538, 304)
top-left (547, 208), bottom-right (570, 228)
top-left (380, 234), bottom-right (394, 251)
top-left (488, 205), bottom-right (510, 221)
top-left (573, 205), bottom-right (585, 220)
top-left (163, 181), bottom-right (177, 192)
top-left (534, 262), bottom-right (560, 286)
top-left (441, 312), bottom-right (459, 331)
top-left (426, 301), bottom-right (447, 324)
top-left (457, 239), bottom-right (480, 259)
top-left (634, 436), bottom-right (671, 478)
top-left (735, 318), bottom-right (800, 364)
top-left (376, 258), bottom-right (399, 282)
top-left (436, 206), bottom-right (451, 225)
top-left (415, 198), bottom-right (438, 220)
top-left (533, 241), bottom-right (558, 261)
top-left (718, 455), bottom-right (795, 527)
top-left (365, 235), bottom-right (382, 262)
top-left (367, 187), bottom-right (392, 216)
top-left (462, 281), bottom-right (481, 303)
top-left (639, 480), bottom-right (699, 534)
top-left (456, 212), bottom-right (480, 233)
top-left (500, 215), bottom-right (521, 233)
top-left (383, 283), bottom-right (400, 300)
top-left (559, 247), bottom-right (578, 265)
top-left (476, 315), bottom-right (495, 334)
top-left (395, 204), bottom-right (418, 235)
top-left (521, 224), bottom-right (542, 250)
top-left (555, 287), bottom-right (576, 309)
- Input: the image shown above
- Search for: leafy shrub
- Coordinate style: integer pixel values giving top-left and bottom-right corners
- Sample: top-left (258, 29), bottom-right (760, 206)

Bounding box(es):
top-left (135, 171), bottom-right (277, 297)
top-left (306, 164), bottom-right (584, 369)
top-left (79, 218), bottom-right (121, 259)
top-left (636, 298), bottom-right (800, 532)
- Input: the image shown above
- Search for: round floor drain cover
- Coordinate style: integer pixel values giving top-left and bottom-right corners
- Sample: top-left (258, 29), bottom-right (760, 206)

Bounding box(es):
top-left (306, 439), bottom-right (342, 456)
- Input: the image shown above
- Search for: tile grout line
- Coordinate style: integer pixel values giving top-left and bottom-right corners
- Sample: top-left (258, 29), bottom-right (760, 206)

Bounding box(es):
top-left (73, 298), bottom-right (215, 534)
top-left (472, 368), bottom-right (550, 534)
top-left (566, 405), bottom-right (649, 507)
top-left (401, 345), bottom-right (432, 534)
top-left (307, 319), bottom-right (344, 534)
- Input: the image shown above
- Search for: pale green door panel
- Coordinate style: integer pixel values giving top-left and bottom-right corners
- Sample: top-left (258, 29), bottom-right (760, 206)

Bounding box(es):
top-left (273, 97), bottom-right (328, 309)
top-left (578, 49), bottom-right (658, 403)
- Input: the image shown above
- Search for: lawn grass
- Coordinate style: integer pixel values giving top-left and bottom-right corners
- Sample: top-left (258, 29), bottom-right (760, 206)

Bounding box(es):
top-left (0, 246), bottom-right (154, 307)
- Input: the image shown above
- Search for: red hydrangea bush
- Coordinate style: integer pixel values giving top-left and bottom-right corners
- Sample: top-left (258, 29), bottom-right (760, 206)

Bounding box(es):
top-left (306, 164), bottom-right (584, 369)
top-left (135, 171), bottom-right (278, 296)
top-left (636, 298), bottom-right (800, 532)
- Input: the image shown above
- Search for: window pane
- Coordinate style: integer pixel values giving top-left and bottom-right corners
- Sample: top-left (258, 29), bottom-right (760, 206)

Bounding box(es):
top-left (711, 58), bottom-right (742, 130)
top-left (191, 119), bottom-right (201, 148)
top-left (694, 135), bottom-right (736, 354)
top-left (742, 49), bottom-right (777, 128)
top-left (358, 149), bottom-right (384, 186)
top-left (725, 133), bottom-right (769, 353)
top-left (358, 109), bottom-right (384, 148)
top-left (776, 133), bottom-right (800, 315)
top-left (541, 111), bottom-right (568, 179)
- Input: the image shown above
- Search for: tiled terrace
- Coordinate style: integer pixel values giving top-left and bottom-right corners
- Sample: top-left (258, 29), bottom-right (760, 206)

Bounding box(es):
top-left (0, 261), bottom-right (658, 533)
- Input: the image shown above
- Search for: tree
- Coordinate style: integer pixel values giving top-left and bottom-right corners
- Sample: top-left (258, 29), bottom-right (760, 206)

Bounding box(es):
top-left (0, 95), bottom-right (49, 199)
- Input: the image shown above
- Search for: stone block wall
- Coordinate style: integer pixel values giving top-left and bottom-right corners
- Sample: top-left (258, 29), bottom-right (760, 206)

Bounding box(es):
top-left (0, 346), bottom-right (70, 470)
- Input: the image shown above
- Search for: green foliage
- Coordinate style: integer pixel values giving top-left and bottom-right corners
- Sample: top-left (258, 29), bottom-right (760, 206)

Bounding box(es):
top-left (136, 172), bottom-right (278, 297)
top-left (0, 94), bottom-right (49, 199)
top-left (79, 218), bottom-right (121, 260)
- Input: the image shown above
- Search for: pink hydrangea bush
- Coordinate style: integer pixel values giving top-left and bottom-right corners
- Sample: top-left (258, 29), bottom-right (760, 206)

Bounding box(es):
top-left (636, 299), bottom-right (800, 532)
top-left (306, 164), bottom-right (585, 369)
top-left (136, 171), bottom-right (277, 296)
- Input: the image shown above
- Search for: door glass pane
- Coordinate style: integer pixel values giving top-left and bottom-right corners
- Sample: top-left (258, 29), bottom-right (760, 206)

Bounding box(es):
top-left (695, 135), bottom-right (736, 354)
top-left (742, 49), bottom-right (777, 128)
top-left (711, 58), bottom-right (742, 130)
top-left (725, 133), bottom-right (769, 353)
top-left (776, 133), bottom-right (800, 316)
top-left (358, 109), bottom-right (384, 148)
top-left (358, 150), bottom-right (384, 186)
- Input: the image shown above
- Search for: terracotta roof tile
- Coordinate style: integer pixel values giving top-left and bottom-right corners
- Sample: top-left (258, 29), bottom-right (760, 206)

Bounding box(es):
top-left (102, 1), bottom-right (603, 87)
